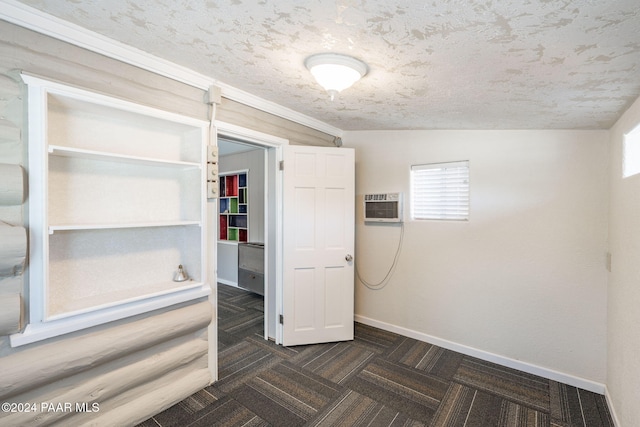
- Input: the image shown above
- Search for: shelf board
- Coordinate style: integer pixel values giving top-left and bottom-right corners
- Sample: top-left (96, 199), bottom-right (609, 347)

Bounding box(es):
top-left (48, 145), bottom-right (201, 168)
top-left (45, 280), bottom-right (206, 322)
top-left (11, 283), bottom-right (210, 347)
top-left (49, 220), bottom-right (201, 234)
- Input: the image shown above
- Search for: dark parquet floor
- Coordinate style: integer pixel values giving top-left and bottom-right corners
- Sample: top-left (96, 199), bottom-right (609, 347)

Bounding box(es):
top-left (138, 284), bottom-right (613, 427)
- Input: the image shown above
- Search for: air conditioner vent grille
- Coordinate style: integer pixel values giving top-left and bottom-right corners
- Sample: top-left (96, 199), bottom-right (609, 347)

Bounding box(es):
top-left (363, 192), bottom-right (402, 223)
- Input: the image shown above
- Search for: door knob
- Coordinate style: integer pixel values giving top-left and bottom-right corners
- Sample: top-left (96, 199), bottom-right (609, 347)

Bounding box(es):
top-left (345, 254), bottom-right (353, 262)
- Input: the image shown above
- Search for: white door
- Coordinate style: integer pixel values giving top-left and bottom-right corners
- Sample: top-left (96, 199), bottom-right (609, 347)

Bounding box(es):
top-left (281, 145), bottom-right (355, 346)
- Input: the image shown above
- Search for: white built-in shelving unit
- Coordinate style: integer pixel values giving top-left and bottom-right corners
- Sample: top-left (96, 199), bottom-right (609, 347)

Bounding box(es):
top-left (12, 74), bottom-right (210, 346)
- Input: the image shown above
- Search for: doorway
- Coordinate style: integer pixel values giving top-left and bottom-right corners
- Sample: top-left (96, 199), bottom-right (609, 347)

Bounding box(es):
top-left (207, 123), bottom-right (355, 380)
top-left (216, 138), bottom-right (267, 346)
top-left (210, 122), bottom-right (288, 360)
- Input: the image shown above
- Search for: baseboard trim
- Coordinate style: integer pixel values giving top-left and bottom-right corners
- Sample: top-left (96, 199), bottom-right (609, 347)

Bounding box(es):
top-left (355, 314), bottom-right (606, 395)
top-left (604, 386), bottom-right (621, 427)
top-left (217, 278), bottom-right (237, 287)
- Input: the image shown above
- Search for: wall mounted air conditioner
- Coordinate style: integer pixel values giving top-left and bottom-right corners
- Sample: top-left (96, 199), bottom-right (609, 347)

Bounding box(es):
top-left (363, 192), bottom-right (403, 223)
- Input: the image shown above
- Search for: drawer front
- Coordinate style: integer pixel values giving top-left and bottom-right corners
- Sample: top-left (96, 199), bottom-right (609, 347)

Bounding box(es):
top-left (238, 268), bottom-right (264, 296)
top-left (238, 245), bottom-right (264, 273)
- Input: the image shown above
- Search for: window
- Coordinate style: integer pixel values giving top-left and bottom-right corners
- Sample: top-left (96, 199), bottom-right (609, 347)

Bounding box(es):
top-left (623, 124), bottom-right (640, 178)
top-left (411, 161), bottom-right (470, 221)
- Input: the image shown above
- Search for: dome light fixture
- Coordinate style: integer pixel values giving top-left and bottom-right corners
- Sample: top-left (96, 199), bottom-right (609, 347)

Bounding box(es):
top-left (305, 53), bottom-right (368, 101)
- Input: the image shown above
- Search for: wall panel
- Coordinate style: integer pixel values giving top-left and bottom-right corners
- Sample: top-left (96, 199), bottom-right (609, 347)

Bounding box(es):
top-left (607, 94), bottom-right (640, 427)
top-left (0, 21), bottom-right (208, 120)
top-left (345, 129), bottom-right (609, 387)
top-left (217, 97), bottom-right (335, 147)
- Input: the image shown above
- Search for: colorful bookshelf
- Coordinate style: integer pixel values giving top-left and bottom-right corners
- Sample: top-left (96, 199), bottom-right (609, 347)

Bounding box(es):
top-left (219, 170), bottom-right (248, 242)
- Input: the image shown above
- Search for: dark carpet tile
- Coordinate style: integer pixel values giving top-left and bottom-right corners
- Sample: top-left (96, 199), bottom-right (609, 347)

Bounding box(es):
top-left (308, 389), bottom-right (427, 427)
top-left (550, 381), bottom-right (614, 427)
top-left (229, 384), bottom-right (307, 426)
top-left (138, 285), bottom-right (615, 427)
top-left (224, 294), bottom-right (263, 313)
top-left (230, 361), bottom-right (344, 426)
top-left (386, 337), bottom-right (464, 381)
top-left (217, 284), bottom-right (255, 300)
top-left (149, 389), bottom-right (220, 427)
top-left (217, 285), bottom-right (264, 349)
top-left (218, 294), bottom-right (262, 312)
top-left (432, 382), bottom-right (501, 427)
top-left (385, 336), bottom-right (433, 362)
top-left (352, 322), bottom-right (405, 354)
top-left (214, 340), bottom-right (283, 393)
top-left (243, 334), bottom-right (300, 359)
top-left (186, 396), bottom-right (268, 427)
top-left (454, 356), bottom-right (551, 413)
top-left (216, 329), bottom-right (239, 351)
top-left (135, 419), bottom-right (160, 427)
top-left (346, 357), bottom-right (449, 423)
top-left (288, 340), bottom-right (376, 384)
top-left (217, 300), bottom-right (246, 317)
top-left (497, 400), bottom-right (551, 427)
top-left (432, 382), bottom-right (549, 427)
top-left (218, 309), bottom-right (263, 337)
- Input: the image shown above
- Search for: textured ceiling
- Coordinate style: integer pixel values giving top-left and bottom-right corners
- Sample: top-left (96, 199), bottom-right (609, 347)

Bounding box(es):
top-left (12, 0), bottom-right (640, 130)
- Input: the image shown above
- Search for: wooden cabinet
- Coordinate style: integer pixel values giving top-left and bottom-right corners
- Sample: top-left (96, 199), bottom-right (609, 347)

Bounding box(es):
top-left (15, 74), bottom-right (210, 345)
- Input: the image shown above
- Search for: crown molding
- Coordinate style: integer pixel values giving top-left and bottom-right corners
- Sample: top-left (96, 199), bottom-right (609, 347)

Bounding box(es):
top-left (0, 0), bottom-right (343, 137)
top-left (0, 0), bottom-right (212, 88)
top-left (216, 82), bottom-right (343, 137)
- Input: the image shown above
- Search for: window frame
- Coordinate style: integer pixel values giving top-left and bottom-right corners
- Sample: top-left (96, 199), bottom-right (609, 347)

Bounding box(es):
top-left (623, 123), bottom-right (640, 178)
top-left (410, 160), bottom-right (470, 221)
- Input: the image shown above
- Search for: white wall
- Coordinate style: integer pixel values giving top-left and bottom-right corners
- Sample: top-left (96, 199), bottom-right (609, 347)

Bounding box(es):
top-left (344, 129), bottom-right (609, 387)
top-left (607, 95), bottom-right (640, 427)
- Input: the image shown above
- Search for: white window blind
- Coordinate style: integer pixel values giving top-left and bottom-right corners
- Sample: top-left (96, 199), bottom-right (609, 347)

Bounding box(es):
top-left (411, 161), bottom-right (469, 221)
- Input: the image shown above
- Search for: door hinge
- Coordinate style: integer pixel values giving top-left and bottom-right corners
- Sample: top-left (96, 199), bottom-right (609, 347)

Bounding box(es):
top-left (279, 160), bottom-right (284, 171)
top-left (279, 314), bottom-right (284, 324)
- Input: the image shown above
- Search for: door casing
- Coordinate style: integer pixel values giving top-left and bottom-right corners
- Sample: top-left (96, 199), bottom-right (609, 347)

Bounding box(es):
top-left (210, 121), bottom-right (288, 381)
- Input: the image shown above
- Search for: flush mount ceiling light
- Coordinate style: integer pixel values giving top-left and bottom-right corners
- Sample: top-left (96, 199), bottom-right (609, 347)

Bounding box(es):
top-left (305, 53), bottom-right (368, 101)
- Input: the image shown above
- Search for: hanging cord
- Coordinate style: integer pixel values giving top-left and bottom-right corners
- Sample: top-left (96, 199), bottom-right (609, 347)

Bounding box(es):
top-left (208, 102), bottom-right (217, 144)
top-left (355, 222), bottom-right (404, 290)
top-left (207, 85), bottom-right (221, 144)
